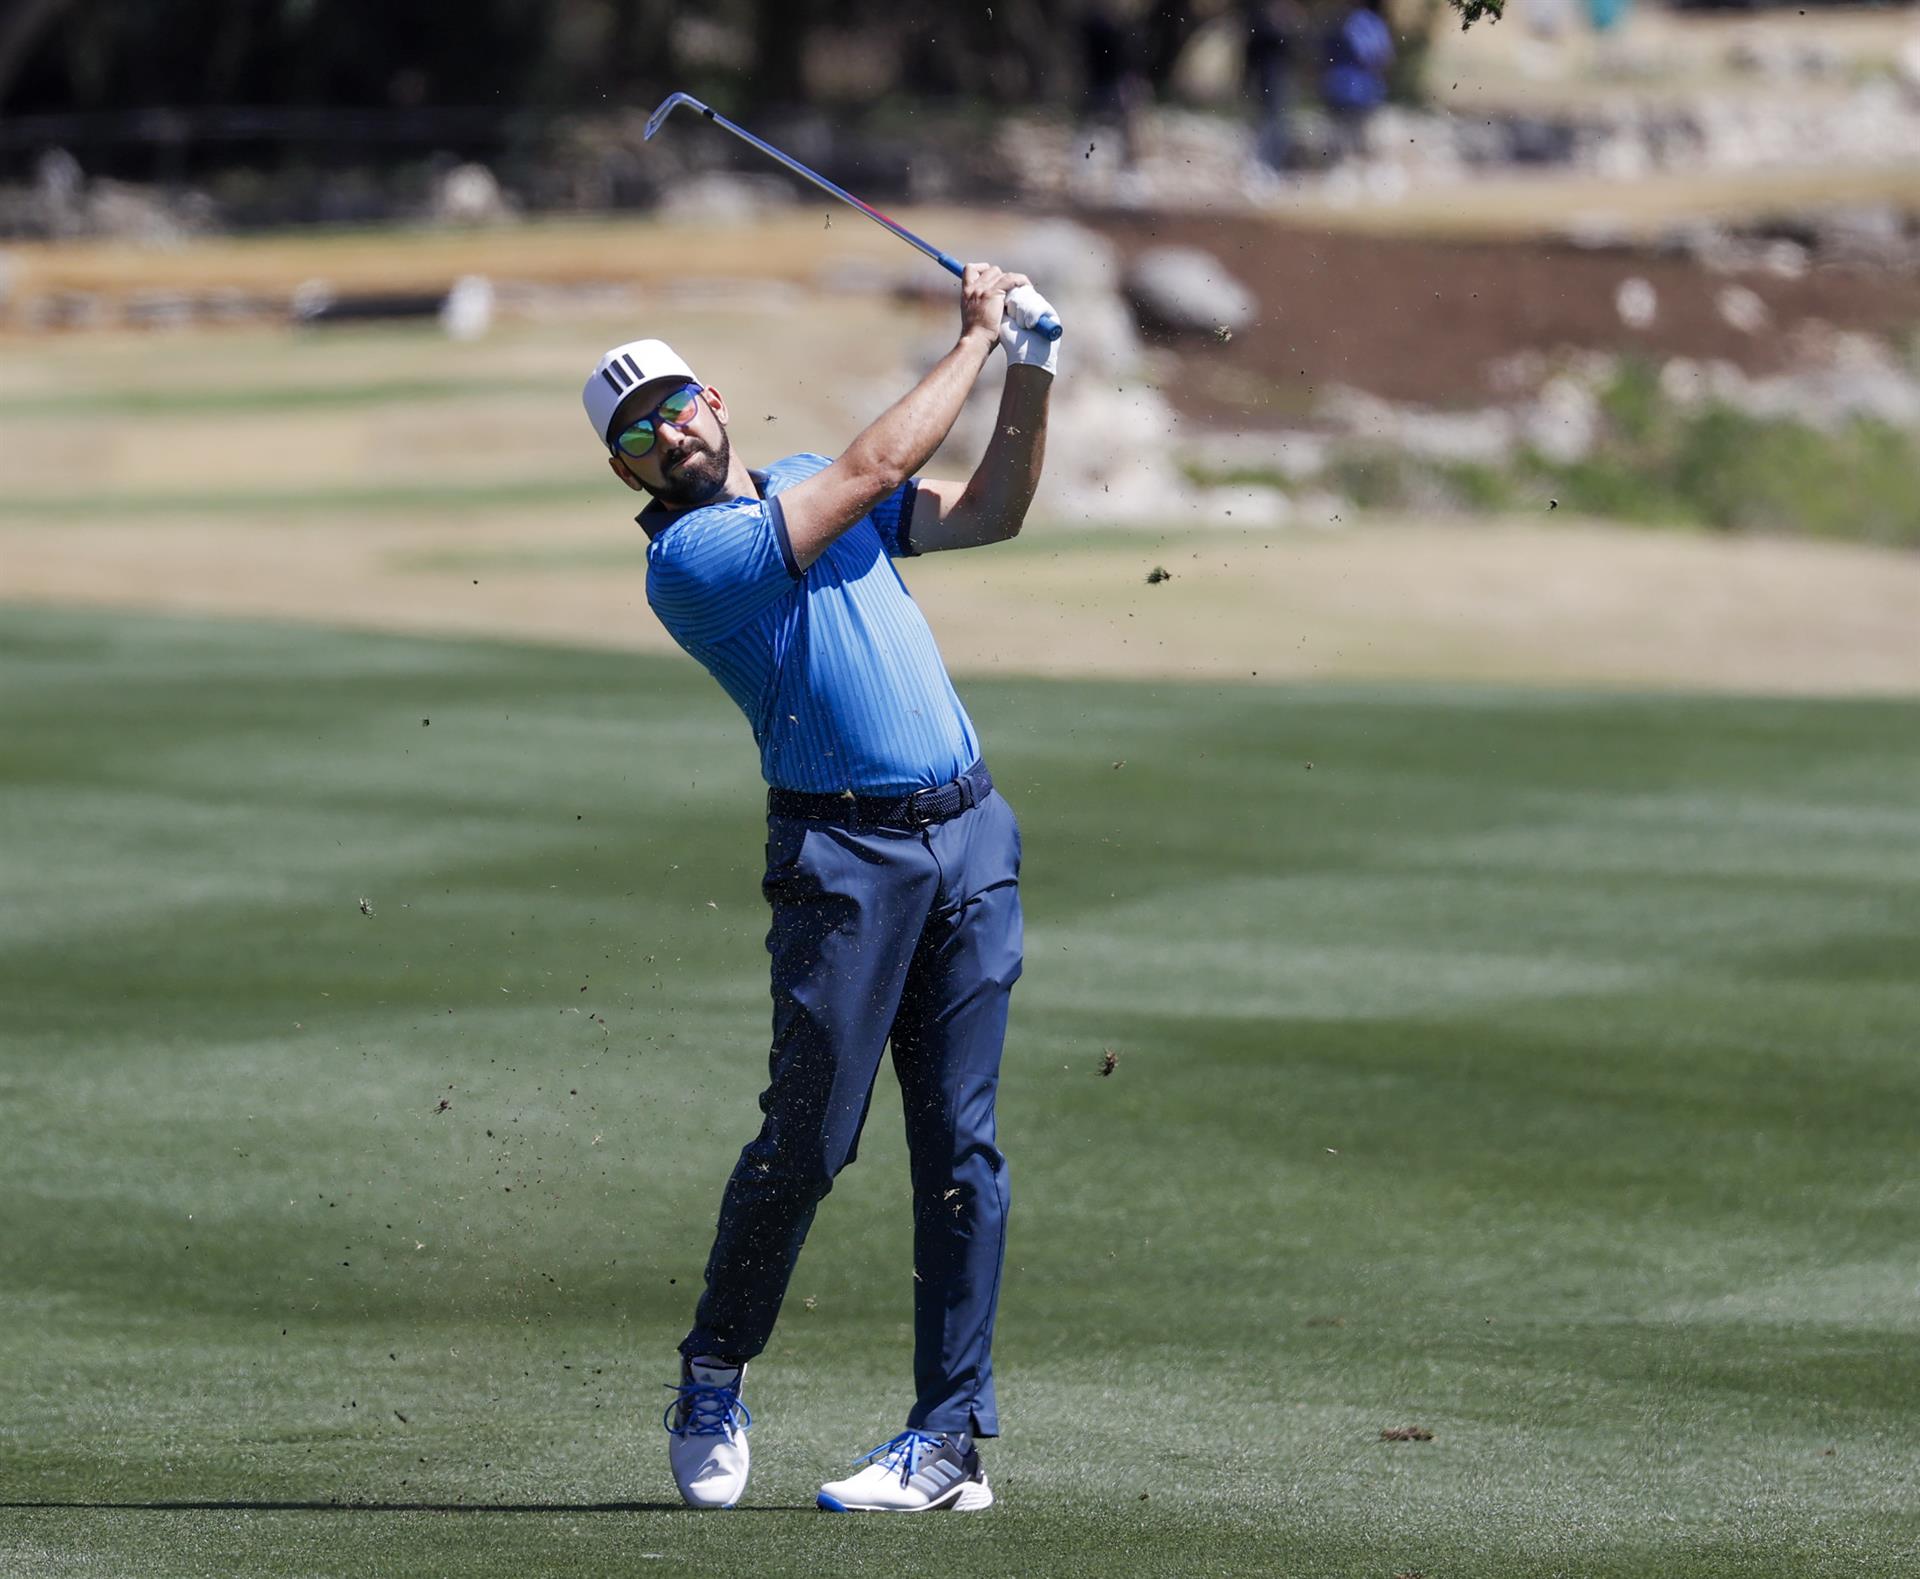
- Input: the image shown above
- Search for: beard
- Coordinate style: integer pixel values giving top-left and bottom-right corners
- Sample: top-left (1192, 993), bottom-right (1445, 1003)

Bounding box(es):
top-left (646, 428), bottom-right (732, 509)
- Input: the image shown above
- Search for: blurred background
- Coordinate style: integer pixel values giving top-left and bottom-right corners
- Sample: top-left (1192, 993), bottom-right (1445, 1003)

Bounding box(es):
top-left (3, 0), bottom-right (1918, 683)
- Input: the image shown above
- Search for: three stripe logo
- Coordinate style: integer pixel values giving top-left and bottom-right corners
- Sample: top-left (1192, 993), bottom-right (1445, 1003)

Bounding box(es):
top-left (600, 352), bottom-right (645, 395)
top-left (915, 1461), bottom-right (961, 1492)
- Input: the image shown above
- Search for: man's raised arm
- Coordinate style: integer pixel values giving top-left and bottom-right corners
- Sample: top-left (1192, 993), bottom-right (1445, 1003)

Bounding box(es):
top-left (902, 293), bottom-right (1057, 554)
top-left (775, 263), bottom-right (1031, 572)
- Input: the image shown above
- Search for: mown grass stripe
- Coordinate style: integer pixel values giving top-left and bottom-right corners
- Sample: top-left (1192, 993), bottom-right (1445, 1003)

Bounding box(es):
top-left (3, 605), bottom-right (1917, 1579)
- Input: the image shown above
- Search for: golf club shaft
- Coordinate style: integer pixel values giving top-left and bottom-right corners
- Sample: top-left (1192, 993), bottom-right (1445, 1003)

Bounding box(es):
top-left (649, 94), bottom-right (1063, 342)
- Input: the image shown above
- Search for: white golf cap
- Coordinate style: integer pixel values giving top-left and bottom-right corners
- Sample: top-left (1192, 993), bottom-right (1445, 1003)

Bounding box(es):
top-left (583, 338), bottom-right (697, 447)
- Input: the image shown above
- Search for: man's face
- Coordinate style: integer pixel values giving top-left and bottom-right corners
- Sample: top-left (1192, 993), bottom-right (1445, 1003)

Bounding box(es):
top-left (607, 382), bottom-right (731, 509)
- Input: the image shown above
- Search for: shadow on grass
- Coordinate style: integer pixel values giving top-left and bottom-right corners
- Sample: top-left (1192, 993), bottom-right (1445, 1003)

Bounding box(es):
top-left (0, 1499), bottom-right (810, 1514)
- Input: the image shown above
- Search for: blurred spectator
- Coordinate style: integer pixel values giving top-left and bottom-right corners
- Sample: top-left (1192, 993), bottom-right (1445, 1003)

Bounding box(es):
top-left (1320, 0), bottom-right (1395, 162)
top-left (1081, 1), bottom-right (1145, 169)
top-left (1244, 0), bottom-right (1306, 173)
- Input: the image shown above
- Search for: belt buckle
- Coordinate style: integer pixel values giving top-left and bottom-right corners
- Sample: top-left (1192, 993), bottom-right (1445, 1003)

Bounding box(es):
top-left (904, 787), bottom-right (939, 827)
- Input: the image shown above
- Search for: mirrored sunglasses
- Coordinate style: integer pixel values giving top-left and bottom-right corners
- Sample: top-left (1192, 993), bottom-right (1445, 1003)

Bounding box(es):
top-left (612, 383), bottom-right (703, 458)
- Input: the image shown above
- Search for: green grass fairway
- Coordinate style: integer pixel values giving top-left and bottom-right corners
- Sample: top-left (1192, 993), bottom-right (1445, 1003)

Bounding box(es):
top-left (4, 608), bottom-right (1919, 1579)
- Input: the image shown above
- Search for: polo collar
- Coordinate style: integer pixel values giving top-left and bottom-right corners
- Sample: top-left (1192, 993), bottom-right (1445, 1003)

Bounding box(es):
top-left (637, 469), bottom-right (771, 541)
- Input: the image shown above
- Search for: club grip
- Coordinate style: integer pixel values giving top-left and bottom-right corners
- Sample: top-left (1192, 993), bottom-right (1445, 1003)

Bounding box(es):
top-left (1005, 283), bottom-right (1064, 343)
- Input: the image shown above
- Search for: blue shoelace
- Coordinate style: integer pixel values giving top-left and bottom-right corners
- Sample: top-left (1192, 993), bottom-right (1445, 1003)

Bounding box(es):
top-left (852, 1428), bottom-right (946, 1486)
top-left (662, 1379), bottom-right (752, 1438)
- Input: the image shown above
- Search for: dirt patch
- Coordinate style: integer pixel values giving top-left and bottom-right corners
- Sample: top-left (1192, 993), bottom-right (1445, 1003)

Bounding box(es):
top-left (1086, 212), bottom-right (1920, 417)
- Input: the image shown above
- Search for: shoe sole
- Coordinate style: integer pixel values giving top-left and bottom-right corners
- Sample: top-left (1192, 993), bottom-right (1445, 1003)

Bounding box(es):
top-left (817, 1478), bottom-right (993, 1514)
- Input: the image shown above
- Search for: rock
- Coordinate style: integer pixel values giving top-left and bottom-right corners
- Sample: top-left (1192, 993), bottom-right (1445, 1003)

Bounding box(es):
top-left (1317, 386), bottom-right (1400, 445)
top-left (1653, 330), bottom-right (1920, 434)
top-left (1761, 240), bottom-right (1809, 280)
top-left (1898, 32), bottom-right (1920, 102)
top-left (1715, 285), bottom-right (1768, 336)
top-left (85, 180), bottom-right (201, 247)
top-left (1614, 276), bottom-right (1657, 331)
top-left (1004, 220), bottom-right (1120, 296)
top-left (1814, 203), bottom-right (1907, 267)
top-left (1658, 357), bottom-right (1710, 408)
top-left (35, 148), bottom-right (85, 238)
top-left (430, 162), bottom-right (512, 226)
top-left (290, 280), bottom-right (336, 321)
top-left (1563, 213), bottom-right (1636, 252)
top-left (1520, 376), bottom-right (1599, 465)
top-left (1395, 407), bottom-right (1515, 466)
top-left (1322, 387), bottom-right (1514, 464)
top-left (440, 275), bottom-right (495, 340)
top-left (1588, 133), bottom-right (1650, 184)
top-left (1125, 246), bottom-right (1258, 335)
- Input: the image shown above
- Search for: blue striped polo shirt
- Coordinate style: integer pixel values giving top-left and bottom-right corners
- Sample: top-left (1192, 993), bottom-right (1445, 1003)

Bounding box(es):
top-left (642, 452), bottom-right (980, 795)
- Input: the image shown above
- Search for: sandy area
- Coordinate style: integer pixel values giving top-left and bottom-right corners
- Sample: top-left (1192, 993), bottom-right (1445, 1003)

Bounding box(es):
top-left (5, 509), bottom-right (1917, 695)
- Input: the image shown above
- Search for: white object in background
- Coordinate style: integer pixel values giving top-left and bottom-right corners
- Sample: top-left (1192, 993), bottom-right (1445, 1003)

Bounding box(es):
top-left (440, 276), bottom-right (495, 341)
top-left (1126, 246), bottom-right (1258, 334)
top-left (1715, 286), bottom-right (1769, 336)
top-left (1615, 277), bottom-right (1658, 331)
top-left (1893, 31), bottom-right (1920, 102)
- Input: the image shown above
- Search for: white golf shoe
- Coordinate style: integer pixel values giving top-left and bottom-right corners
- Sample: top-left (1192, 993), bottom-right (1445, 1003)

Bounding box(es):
top-left (816, 1428), bottom-right (993, 1513)
top-left (663, 1356), bottom-right (751, 1509)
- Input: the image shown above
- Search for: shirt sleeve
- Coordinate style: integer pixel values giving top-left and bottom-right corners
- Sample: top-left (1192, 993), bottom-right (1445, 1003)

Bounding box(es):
top-left (868, 478), bottom-right (921, 559)
top-left (770, 453), bottom-right (919, 558)
top-left (647, 498), bottom-right (801, 646)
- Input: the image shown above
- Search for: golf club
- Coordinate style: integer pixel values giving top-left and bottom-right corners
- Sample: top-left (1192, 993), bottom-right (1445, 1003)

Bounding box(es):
top-left (645, 91), bottom-right (1064, 343)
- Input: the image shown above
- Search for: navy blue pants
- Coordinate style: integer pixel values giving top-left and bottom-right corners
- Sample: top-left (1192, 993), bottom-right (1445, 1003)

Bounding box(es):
top-left (680, 772), bottom-right (1022, 1438)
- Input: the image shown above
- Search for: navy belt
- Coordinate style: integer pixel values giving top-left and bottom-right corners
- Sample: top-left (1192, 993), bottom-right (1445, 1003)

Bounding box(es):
top-left (768, 761), bottom-right (993, 829)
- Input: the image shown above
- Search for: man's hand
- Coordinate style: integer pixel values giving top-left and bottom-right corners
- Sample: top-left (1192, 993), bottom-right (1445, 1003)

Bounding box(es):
top-left (1000, 303), bottom-right (1060, 378)
top-left (959, 262), bottom-right (1029, 346)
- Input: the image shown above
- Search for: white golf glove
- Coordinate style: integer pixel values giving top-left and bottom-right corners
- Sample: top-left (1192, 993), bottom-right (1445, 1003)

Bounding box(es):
top-left (1000, 283), bottom-right (1061, 377)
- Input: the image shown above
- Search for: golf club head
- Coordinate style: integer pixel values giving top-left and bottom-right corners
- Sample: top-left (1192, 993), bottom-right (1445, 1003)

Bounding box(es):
top-left (645, 92), bottom-right (708, 141)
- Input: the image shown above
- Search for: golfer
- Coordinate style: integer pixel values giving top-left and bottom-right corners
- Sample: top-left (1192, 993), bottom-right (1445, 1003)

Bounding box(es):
top-left (581, 263), bottom-right (1057, 1513)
